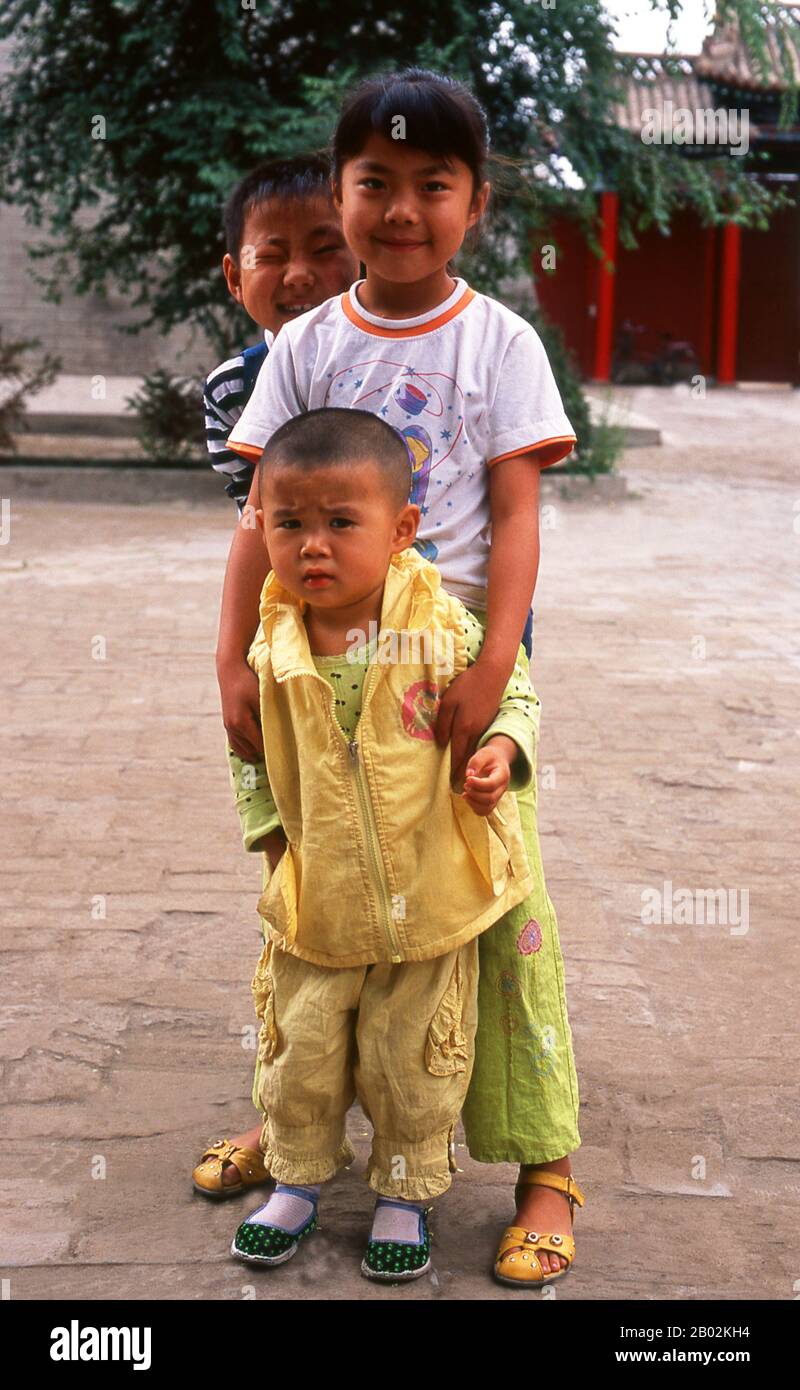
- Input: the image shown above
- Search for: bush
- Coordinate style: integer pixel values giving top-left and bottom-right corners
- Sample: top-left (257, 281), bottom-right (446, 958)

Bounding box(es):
top-left (0, 328), bottom-right (61, 452)
top-left (504, 291), bottom-right (624, 477)
top-left (126, 369), bottom-right (203, 463)
top-left (580, 402), bottom-right (627, 476)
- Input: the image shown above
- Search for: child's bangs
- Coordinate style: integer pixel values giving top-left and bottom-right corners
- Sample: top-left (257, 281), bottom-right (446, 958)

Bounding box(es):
top-left (342, 81), bottom-right (480, 179)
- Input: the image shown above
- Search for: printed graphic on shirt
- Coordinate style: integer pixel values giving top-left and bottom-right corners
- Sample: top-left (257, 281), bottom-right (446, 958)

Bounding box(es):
top-left (324, 360), bottom-right (477, 566)
top-left (226, 282), bottom-right (575, 608)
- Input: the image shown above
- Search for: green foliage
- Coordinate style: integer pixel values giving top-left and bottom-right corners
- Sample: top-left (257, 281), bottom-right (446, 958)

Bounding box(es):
top-left (580, 408), bottom-right (627, 477)
top-left (500, 290), bottom-right (623, 476)
top-left (1, 0), bottom-right (796, 358)
top-left (125, 368), bottom-right (203, 462)
top-left (0, 0), bottom-right (796, 476)
top-left (502, 287), bottom-right (593, 460)
top-left (0, 327), bottom-right (60, 451)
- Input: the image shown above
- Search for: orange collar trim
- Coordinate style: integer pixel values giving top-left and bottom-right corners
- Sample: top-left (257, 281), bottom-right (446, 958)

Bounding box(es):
top-left (340, 285), bottom-right (476, 339)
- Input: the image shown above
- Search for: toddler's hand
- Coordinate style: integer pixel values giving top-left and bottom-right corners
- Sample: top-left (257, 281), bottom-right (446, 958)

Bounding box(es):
top-left (254, 828), bottom-right (288, 872)
top-left (457, 739), bottom-right (515, 816)
top-left (218, 656), bottom-right (264, 762)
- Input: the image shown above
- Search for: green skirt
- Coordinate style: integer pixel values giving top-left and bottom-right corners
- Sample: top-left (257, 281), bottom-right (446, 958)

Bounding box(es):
top-left (459, 606), bottom-right (581, 1164)
top-left (250, 607), bottom-right (582, 1165)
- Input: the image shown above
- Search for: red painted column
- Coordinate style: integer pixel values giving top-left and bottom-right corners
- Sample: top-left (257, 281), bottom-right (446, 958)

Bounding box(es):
top-left (593, 190), bottom-right (618, 382)
top-left (700, 224), bottom-right (716, 376)
top-left (717, 221), bottom-right (741, 384)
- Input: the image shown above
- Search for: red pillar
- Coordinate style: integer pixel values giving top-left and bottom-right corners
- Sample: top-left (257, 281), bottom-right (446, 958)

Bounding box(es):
top-left (593, 190), bottom-right (618, 382)
top-left (700, 224), bottom-right (716, 376)
top-left (717, 221), bottom-right (741, 385)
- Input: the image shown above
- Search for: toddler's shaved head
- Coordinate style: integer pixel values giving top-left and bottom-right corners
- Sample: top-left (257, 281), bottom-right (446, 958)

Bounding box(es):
top-left (259, 408), bottom-right (412, 512)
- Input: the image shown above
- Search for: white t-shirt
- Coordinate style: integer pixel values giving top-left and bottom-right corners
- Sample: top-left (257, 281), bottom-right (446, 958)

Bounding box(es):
top-left (228, 277), bottom-right (575, 609)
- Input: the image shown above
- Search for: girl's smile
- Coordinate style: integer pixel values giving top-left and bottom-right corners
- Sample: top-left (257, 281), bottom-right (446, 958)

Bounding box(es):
top-left (375, 237), bottom-right (429, 251)
top-left (333, 132), bottom-right (488, 317)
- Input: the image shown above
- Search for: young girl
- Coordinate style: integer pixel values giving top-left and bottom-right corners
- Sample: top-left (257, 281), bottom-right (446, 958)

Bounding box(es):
top-left (220, 68), bottom-right (585, 1286)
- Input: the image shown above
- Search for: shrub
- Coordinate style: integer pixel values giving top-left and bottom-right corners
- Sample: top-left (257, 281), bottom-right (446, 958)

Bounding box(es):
top-left (126, 369), bottom-right (203, 463)
top-left (504, 292), bottom-right (623, 476)
top-left (580, 403), bottom-right (627, 476)
top-left (0, 328), bottom-right (61, 452)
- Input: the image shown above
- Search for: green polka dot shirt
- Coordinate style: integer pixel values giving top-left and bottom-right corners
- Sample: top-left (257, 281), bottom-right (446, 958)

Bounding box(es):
top-left (227, 608), bottom-right (540, 851)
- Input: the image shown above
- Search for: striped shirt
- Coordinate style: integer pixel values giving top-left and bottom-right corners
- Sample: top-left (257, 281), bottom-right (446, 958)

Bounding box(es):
top-left (203, 331), bottom-right (273, 512)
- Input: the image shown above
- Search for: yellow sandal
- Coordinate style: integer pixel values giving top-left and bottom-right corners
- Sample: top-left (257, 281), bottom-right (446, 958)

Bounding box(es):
top-left (494, 1172), bottom-right (586, 1287)
top-left (192, 1139), bottom-right (271, 1199)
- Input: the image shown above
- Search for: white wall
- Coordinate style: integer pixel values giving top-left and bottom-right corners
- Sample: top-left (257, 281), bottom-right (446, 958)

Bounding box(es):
top-left (0, 36), bottom-right (217, 378)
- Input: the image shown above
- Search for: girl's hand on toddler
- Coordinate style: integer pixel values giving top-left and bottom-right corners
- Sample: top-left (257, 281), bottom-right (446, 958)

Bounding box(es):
top-left (218, 657), bottom-right (264, 763)
top-left (434, 660), bottom-right (510, 787)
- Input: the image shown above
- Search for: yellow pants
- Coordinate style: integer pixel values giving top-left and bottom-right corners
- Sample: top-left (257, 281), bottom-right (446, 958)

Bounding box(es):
top-left (251, 937), bottom-right (479, 1200)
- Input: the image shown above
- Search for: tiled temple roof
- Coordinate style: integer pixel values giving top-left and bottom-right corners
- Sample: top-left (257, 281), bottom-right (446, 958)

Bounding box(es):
top-left (613, 6), bottom-right (800, 138)
top-left (694, 3), bottom-right (800, 91)
top-left (613, 54), bottom-right (716, 133)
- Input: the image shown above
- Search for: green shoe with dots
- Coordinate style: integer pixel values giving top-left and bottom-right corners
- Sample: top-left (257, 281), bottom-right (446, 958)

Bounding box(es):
top-left (230, 1191), bottom-right (319, 1267)
top-left (361, 1202), bottom-right (433, 1282)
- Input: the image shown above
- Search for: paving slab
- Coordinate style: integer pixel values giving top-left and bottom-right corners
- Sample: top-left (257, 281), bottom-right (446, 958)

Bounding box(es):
top-left (1, 386), bottom-right (799, 1301)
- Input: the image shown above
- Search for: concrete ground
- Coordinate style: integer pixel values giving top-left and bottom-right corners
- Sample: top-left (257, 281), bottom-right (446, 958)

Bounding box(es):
top-left (1, 385), bottom-right (798, 1301)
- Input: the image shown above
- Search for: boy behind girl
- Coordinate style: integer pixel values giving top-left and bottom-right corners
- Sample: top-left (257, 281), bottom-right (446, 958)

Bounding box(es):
top-left (203, 154), bottom-right (357, 511)
top-left (227, 406), bottom-right (540, 1281)
top-left (192, 157), bottom-right (356, 1201)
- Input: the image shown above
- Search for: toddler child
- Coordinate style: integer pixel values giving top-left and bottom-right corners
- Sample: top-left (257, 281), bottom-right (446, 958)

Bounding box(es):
top-left (227, 405), bottom-right (541, 1280)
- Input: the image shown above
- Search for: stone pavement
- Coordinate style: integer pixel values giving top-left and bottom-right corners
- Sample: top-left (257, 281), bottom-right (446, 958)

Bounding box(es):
top-left (1, 386), bottom-right (798, 1302)
top-left (10, 371), bottom-right (662, 447)
top-left (7, 371), bottom-right (662, 461)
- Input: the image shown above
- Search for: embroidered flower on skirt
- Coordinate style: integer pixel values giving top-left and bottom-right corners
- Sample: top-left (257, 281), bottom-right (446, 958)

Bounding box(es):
top-left (515, 918), bottom-right (543, 955)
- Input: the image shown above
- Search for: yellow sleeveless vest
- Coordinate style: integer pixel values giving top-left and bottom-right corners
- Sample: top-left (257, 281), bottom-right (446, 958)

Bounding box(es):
top-left (248, 547), bottom-right (533, 967)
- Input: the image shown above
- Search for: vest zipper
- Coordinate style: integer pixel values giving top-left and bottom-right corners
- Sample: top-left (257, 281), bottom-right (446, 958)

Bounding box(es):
top-left (346, 735), bottom-right (403, 963)
top-left (283, 665), bottom-right (403, 963)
